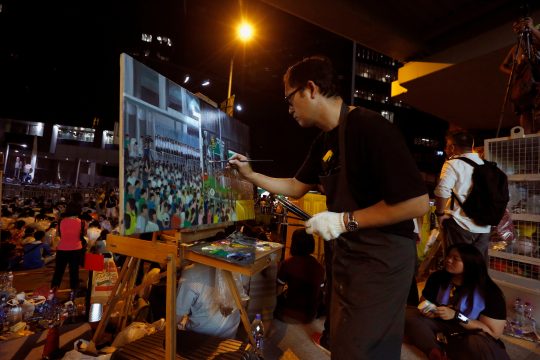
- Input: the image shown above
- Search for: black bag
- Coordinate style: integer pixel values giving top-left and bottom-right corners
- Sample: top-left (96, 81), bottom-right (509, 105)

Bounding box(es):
top-left (79, 220), bottom-right (87, 267)
top-left (451, 157), bottom-right (509, 226)
top-left (439, 330), bottom-right (510, 360)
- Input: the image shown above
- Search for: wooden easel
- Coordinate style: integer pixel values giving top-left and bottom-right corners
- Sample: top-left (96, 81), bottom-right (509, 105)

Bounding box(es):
top-left (94, 227), bottom-right (282, 359)
top-left (417, 232), bottom-right (445, 281)
top-left (93, 233), bottom-right (179, 360)
top-left (182, 241), bottom-right (283, 350)
top-left (92, 225), bottom-right (238, 359)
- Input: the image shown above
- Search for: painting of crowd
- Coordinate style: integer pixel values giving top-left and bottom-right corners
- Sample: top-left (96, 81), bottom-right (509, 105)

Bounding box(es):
top-left (0, 187), bottom-right (121, 272)
top-left (123, 131), bottom-right (250, 235)
top-left (120, 53), bottom-right (254, 235)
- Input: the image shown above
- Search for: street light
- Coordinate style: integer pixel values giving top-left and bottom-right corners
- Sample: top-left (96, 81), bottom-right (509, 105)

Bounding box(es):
top-left (227, 21), bottom-right (254, 100)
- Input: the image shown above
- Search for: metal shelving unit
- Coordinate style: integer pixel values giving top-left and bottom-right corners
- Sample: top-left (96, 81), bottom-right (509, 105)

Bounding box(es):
top-left (485, 129), bottom-right (540, 321)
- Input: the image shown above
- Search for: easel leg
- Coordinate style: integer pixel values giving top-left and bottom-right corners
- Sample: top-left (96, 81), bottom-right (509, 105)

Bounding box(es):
top-left (118, 258), bottom-right (141, 332)
top-left (92, 256), bottom-right (134, 344)
top-left (222, 270), bottom-right (256, 348)
top-left (165, 254), bottom-right (177, 360)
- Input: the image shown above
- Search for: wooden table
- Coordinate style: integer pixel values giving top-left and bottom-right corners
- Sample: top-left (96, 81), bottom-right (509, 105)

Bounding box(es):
top-left (183, 243), bottom-right (283, 348)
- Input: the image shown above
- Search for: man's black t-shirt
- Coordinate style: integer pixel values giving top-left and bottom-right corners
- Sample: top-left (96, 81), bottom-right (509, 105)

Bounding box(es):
top-left (295, 106), bottom-right (427, 238)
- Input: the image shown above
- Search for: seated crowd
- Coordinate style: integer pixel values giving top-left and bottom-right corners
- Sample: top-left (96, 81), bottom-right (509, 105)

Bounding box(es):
top-left (0, 188), bottom-right (120, 272)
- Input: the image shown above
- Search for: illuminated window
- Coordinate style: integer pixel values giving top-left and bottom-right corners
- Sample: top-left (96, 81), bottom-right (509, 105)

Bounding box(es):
top-left (380, 110), bottom-right (394, 123)
top-left (56, 125), bottom-right (95, 143)
top-left (413, 137), bottom-right (439, 148)
top-left (103, 130), bottom-right (114, 145)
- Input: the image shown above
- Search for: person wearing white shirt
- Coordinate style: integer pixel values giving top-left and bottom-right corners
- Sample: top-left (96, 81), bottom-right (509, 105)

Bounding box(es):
top-left (176, 263), bottom-right (240, 339)
top-left (145, 209), bottom-right (160, 232)
top-left (434, 131), bottom-right (491, 259)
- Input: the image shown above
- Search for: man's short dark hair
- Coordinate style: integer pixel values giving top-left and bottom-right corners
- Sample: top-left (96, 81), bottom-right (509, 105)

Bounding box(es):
top-left (34, 231), bottom-right (45, 241)
top-left (284, 56), bottom-right (340, 98)
top-left (290, 229), bottom-right (315, 256)
top-left (447, 131), bottom-right (474, 149)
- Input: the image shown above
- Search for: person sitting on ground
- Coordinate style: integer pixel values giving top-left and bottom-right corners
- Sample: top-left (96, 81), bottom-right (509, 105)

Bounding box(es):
top-left (404, 243), bottom-right (510, 360)
top-left (274, 229), bottom-right (325, 324)
top-left (176, 263), bottom-right (240, 339)
top-left (44, 221), bottom-right (59, 250)
top-left (0, 230), bottom-right (16, 271)
top-left (86, 220), bottom-right (102, 249)
top-left (22, 230), bottom-right (54, 269)
top-left (10, 220), bottom-right (27, 246)
top-left (94, 229), bottom-right (109, 255)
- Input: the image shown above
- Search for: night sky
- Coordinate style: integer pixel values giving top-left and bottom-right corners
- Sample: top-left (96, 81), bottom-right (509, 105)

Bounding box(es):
top-left (0, 0), bottom-right (353, 177)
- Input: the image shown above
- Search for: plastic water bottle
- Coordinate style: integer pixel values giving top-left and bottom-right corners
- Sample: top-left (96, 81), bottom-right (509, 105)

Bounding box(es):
top-left (524, 302), bottom-right (534, 320)
top-left (251, 313), bottom-right (264, 354)
top-left (0, 296), bottom-right (8, 331)
top-left (514, 297), bottom-right (524, 325)
top-left (7, 271), bottom-right (13, 289)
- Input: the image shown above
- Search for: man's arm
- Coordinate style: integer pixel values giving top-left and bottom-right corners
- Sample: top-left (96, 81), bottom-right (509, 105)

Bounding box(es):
top-left (433, 160), bottom-right (457, 226)
top-left (434, 196), bottom-right (447, 214)
top-left (434, 195), bottom-right (451, 227)
top-left (306, 193), bottom-right (429, 241)
top-left (346, 194), bottom-right (430, 229)
top-left (228, 154), bottom-right (315, 198)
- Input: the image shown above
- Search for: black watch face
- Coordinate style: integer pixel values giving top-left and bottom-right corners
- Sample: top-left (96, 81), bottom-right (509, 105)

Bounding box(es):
top-left (346, 221), bottom-right (358, 231)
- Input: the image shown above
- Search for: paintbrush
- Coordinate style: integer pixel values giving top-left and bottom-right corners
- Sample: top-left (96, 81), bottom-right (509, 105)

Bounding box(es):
top-left (208, 159), bottom-right (273, 163)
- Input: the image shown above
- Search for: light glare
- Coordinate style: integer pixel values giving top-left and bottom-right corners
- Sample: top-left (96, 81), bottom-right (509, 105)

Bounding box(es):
top-left (238, 22), bottom-right (254, 42)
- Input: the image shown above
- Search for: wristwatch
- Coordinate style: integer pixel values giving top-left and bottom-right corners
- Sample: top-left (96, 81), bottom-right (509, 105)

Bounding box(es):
top-left (345, 212), bottom-right (359, 232)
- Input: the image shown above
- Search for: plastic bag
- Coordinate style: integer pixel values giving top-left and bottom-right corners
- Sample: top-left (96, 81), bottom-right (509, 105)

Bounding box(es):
top-left (214, 269), bottom-right (237, 316)
top-left (233, 272), bottom-right (249, 302)
top-left (61, 350), bottom-right (112, 360)
top-left (490, 209), bottom-right (515, 245)
top-left (111, 321), bottom-right (158, 348)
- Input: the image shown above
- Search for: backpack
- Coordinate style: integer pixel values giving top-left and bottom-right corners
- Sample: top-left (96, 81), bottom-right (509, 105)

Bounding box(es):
top-left (451, 157), bottom-right (509, 226)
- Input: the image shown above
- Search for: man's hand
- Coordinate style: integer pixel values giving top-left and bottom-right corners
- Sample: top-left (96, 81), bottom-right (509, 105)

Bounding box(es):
top-left (177, 314), bottom-right (189, 330)
top-left (437, 213), bottom-right (451, 229)
top-left (305, 211), bottom-right (346, 241)
top-left (227, 154), bottom-right (254, 180)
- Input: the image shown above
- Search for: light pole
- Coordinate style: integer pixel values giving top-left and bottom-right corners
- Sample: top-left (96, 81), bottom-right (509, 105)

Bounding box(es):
top-left (226, 21), bottom-right (254, 103)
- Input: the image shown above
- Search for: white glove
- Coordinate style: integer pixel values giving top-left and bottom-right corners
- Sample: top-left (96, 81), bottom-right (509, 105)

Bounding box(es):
top-left (305, 211), bottom-right (346, 241)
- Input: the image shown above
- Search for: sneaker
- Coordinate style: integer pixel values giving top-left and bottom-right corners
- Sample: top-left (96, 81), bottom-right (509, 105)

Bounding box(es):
top-left (311, 332), bottom-right (331, 355)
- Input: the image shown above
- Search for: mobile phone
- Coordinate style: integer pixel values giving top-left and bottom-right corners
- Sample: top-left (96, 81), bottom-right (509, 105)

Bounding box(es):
top-left (455, 312), bottom-right (469, 324)
top-left (418, 299), bottom-right (437, 314)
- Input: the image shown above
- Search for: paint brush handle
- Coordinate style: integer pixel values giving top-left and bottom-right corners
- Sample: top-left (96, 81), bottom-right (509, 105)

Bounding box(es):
top-left (209, 159), bottom-right (273, 163)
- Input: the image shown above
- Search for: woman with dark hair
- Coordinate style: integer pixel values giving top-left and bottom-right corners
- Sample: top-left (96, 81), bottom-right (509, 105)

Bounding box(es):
top-left (274, 229), bottom-right (325, 324)
top-left (405, 243), bottom-right (509, 360)
top-left (50, 202), bottom-right (84, 291)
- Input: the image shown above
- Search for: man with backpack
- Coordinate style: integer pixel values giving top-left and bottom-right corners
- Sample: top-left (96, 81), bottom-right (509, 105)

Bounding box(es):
top-left (434, 131), bottom-right (508, 260)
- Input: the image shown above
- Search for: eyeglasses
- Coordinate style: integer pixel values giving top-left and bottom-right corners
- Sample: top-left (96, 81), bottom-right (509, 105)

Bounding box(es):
top-left (284, 86), bottom-right (304, 106)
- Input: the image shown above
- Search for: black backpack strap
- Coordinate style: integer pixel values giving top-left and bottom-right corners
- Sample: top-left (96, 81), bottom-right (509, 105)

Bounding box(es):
top-left (337, 102), bottom-right (350, 176)
top-left (449, 157), bottom-right (478, 210)
top-left (455, 156), bottom-right (480, 168)
top-left (450, 190), bottom-right (463, 210)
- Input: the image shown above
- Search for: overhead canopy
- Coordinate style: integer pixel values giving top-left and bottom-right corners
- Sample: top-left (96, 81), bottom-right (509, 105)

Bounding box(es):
top-left (261, 0), bottom-right (540, 129)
